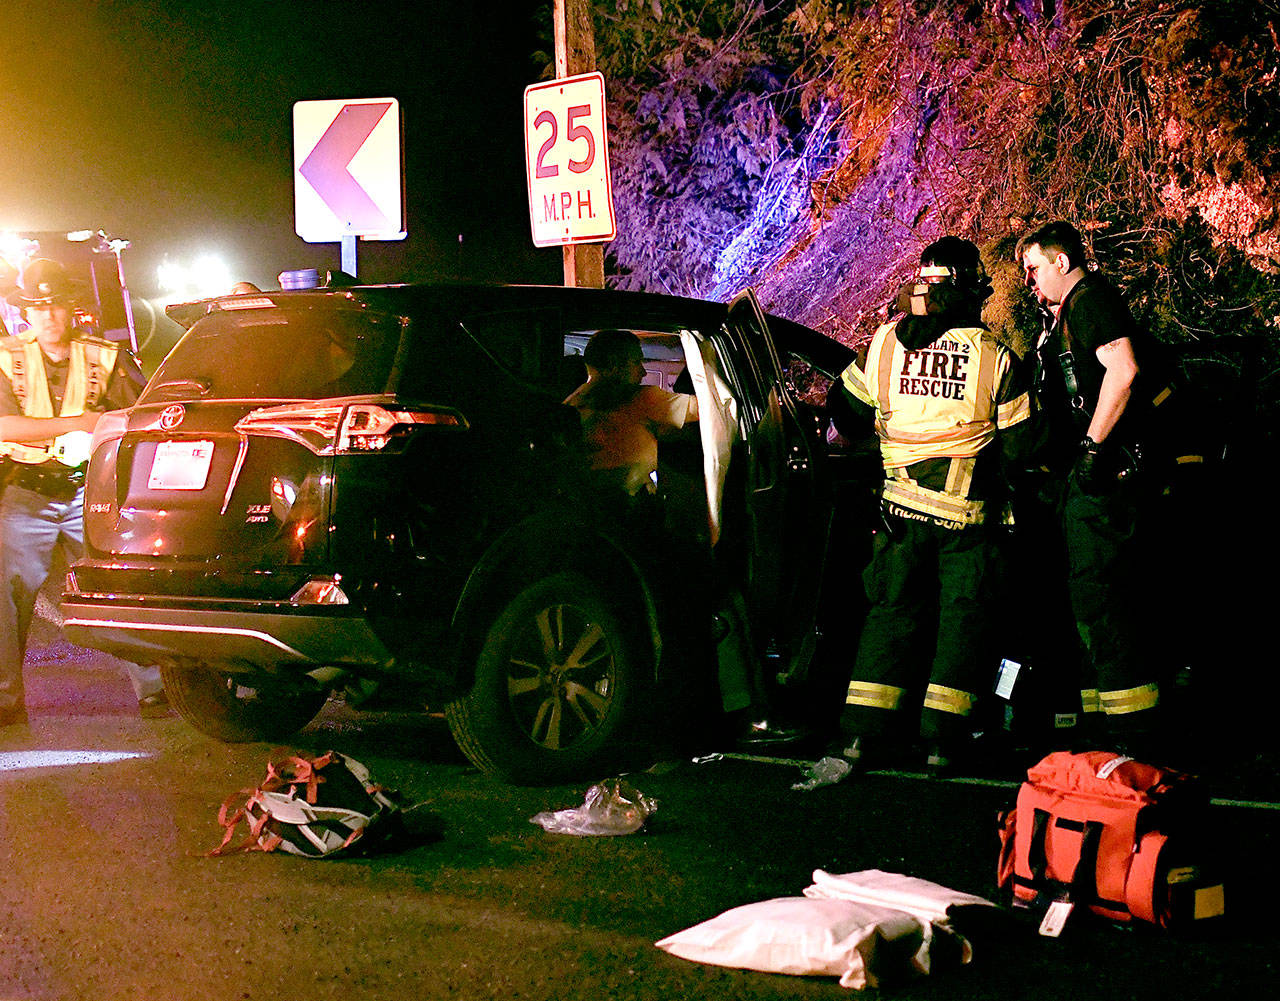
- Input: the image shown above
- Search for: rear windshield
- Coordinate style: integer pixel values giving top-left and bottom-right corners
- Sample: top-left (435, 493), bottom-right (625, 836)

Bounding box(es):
top-left (139, 307), bottom-right (401, 404)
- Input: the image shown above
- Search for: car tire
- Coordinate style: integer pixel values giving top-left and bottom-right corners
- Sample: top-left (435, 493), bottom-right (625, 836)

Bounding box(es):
top-left (161, 662), bottom-right (330, 743)
top-left (445, 572), bottom-right (642, 784)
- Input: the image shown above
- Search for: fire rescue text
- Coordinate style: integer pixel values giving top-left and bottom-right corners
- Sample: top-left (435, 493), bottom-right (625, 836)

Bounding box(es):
top-left (900, 340), bottom-right (970, 400)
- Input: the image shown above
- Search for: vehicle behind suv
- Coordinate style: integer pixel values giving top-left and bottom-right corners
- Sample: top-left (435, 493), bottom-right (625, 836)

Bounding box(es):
top-left (63, 281), bottom-right (855, 782)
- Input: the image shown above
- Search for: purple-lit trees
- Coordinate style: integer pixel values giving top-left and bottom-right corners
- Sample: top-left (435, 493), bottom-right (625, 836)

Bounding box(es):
top-left (596, 0), bottom-right (1279, 361)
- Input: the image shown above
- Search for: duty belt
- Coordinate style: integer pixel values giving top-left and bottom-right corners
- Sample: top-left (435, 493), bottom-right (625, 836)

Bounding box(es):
top-left (6, 461), bottom-right (86, 499)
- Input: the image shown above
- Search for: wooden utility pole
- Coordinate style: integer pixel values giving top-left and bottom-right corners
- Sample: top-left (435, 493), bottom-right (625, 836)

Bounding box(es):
top-left (553, 0), bottom-right (605, 289)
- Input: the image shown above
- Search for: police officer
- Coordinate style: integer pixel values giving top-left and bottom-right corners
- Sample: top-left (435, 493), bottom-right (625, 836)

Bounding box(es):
top-left (835, 237), bottom-right (1032, 771)
top-left (1018, 221), bottom-right (1161, 745)
top-left (0, 259), bottom-right (165, 726)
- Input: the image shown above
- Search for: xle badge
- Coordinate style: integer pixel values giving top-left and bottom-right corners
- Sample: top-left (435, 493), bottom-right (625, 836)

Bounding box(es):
top-left (245, 504), bottom-right (270, 524)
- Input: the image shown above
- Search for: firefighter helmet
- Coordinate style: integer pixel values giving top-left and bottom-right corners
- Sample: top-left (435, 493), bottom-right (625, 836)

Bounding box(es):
top-left (896, 237), bottom-right (992, 317)
top-left (918, 236), bottom-right (992, 302)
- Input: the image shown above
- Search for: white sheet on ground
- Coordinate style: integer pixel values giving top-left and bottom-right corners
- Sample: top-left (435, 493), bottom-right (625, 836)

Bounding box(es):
top-left (655, 895), bottom-right (924, 990)
top-left (656, 870), bottom-right (997, 989)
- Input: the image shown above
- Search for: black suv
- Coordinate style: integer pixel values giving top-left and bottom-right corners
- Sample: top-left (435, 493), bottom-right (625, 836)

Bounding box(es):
top-left (63, 281), bottom-right (857, 781)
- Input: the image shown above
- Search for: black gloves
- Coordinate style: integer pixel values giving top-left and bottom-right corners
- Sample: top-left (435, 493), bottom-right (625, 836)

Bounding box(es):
top-left (1071, 436), bottom-right (1110, 495)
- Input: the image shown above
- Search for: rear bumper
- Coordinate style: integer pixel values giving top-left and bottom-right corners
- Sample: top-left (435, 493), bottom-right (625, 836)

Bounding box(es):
top-left (61, 593), bottom-right (395, 671)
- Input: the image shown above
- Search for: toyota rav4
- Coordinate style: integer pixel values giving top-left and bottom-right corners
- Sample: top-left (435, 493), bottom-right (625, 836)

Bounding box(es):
top-left (62, 280), bottom-right (858, 781)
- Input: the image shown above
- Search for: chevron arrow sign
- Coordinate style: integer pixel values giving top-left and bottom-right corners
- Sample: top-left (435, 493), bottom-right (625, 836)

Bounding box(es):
top-left (293, 98), bottom-right (406, 242)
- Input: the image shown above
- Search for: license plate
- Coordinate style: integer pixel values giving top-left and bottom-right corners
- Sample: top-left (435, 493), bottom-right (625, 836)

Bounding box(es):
top-left (148, 440), bottom-right (214, 490)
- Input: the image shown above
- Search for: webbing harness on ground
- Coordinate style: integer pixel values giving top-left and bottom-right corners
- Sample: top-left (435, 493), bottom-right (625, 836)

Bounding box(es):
top-left (210, 750), bottom-right (400, 858)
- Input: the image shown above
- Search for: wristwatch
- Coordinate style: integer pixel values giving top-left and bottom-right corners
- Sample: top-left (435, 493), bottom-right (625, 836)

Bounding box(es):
top-left (1080, 435), bottom-right (1101, 454)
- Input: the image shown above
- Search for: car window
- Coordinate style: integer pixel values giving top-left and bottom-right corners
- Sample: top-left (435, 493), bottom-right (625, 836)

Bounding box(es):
top-left (783, 355), bottom-right (836, 407)
top-left (725, 294), bottom-right (786, 401)
top-left (563, 328), bottom-right (686, 390)
top-left (140, 307), bottom-right (401, 404)
top-left (707, 328), bottom-right (764, 435)
top-left (395, 308), bottom-right (561, 408)
top-left (458, 309), bottom-right (561, 386)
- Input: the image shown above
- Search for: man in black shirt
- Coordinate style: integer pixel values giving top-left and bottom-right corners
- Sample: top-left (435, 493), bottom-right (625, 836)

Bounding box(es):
top-left (1019, 221), bottom-right (1160, 744)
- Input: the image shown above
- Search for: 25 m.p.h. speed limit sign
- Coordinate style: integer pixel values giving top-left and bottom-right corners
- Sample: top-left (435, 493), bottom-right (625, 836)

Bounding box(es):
top-left (523, 72), bottom-right (616, 248)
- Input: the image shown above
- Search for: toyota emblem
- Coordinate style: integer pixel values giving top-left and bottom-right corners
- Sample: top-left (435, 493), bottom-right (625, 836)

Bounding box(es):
top-left (159, 404), bottom-right (186, 430)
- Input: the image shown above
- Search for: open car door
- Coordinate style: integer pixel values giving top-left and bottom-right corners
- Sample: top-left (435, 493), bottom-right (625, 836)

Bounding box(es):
top-left (722, 289), bottom-right (832, 685)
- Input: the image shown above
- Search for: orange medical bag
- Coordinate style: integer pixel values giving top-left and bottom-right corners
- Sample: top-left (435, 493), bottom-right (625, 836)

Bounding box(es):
top-left (997, 750), bottom-right (1224, 931)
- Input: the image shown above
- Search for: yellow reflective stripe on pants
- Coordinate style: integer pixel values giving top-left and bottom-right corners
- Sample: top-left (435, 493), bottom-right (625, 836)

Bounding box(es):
top-left (846, 681), bottom-right (905, 710)
top-left (1080, 689), bottom-right (1101, 714)
top-left (923, 683), bottom-right (974, 717)
top-left (1100, 683), bottom-right (1160, 715)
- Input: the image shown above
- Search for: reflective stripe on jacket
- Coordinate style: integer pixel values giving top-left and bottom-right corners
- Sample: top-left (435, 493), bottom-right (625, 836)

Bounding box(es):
top-left (0, 334), bottom-right (116, 464)
top-left (841, 321), bottom-right (1029, 526)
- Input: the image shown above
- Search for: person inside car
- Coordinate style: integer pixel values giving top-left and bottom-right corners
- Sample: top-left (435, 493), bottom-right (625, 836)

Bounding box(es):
top-left (565, 328), bottom-right (804, 749)
top-left (563, 327), bottom-right (700, 499)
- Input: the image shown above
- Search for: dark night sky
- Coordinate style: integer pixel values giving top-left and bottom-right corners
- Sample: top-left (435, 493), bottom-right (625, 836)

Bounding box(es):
top-left (0, 0), bottom-right (562, 299)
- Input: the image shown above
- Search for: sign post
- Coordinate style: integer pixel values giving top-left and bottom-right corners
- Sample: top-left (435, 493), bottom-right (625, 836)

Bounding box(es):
top-left (549, 0), bottom-right (605, 289)
top-left (293, 98), bottom-right (406, 279)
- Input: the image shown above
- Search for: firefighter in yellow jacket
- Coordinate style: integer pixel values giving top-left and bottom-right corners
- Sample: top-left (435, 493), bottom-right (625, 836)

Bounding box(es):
top-left (0, 259), bottom-right (165, 726)
top-left (835, 237), bottom-right (1032, 772)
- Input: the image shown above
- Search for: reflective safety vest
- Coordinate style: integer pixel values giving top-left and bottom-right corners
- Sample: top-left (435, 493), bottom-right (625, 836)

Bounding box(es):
top-left (841, 321), bottom-right (1029, 527)
top-left (0, 333), bottom-right (116, 464)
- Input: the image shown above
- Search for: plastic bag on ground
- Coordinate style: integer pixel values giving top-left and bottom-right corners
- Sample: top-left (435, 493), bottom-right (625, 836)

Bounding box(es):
top-left (531, 778), bottom-right (658, 836)
top-left (791, 756), bottom-right (853, 791)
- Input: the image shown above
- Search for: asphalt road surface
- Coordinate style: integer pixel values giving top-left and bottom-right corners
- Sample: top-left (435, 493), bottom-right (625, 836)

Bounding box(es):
top-left (1, 627), bottom-right (1277, 1001)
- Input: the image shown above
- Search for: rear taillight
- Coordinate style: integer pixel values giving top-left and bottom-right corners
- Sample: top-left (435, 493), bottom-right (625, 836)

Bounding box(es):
top-left (336, 404), bottom-right (464, 452)
top-left (235, 403), bottom-right (345, 453)
top-left (290, 577), bottom-right (350, 605)
top-left (234, 402), bottom-right (466, 456)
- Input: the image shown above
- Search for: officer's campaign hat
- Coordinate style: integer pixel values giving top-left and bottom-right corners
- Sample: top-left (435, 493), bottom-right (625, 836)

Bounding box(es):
top-left (6, 258), bottom-right (84, 309)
